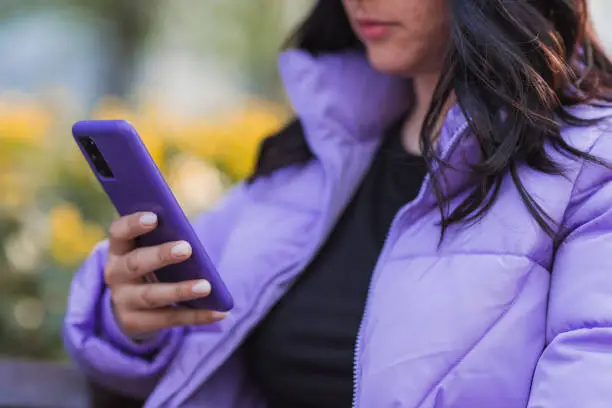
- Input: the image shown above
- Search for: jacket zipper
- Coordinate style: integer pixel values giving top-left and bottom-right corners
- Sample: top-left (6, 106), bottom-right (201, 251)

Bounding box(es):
top-left (351, 122), bottom-right (469, 408)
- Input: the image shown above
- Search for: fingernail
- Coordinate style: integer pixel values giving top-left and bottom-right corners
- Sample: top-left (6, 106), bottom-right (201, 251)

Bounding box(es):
top-left (192, 280), bottom-right (211, 295)
top-left (212, 311), bottom-right (229, 320)
top-left (171, 241), bottom-right (191, 257)
top-left (140, 213), bottom-right (157, 226)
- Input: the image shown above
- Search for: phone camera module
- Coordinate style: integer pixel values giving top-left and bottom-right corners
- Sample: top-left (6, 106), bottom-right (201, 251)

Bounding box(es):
top-left (78, 137), bottom-right (114, 178)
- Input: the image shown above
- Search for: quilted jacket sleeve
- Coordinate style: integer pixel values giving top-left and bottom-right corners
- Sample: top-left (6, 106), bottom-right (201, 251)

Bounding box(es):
top-left (63, 184), bottom-right (247, 399)
top-left (528, 130), bottom-right (612, 408)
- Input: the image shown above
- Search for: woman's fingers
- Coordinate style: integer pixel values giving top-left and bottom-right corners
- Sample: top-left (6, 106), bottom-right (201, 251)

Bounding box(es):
top-left (113, 279), bottom-right (212, 310)
top-left (118, 307), bottom-right (229, 336)
top-left (104, 240), bottom-right (192, 285)
top-left (108, 212), bottom-right (158, 255)
top-left (103, 211), bottom-right (227, 337)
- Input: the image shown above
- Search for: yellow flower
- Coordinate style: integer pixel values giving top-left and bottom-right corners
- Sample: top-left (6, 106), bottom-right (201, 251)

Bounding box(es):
top-left (49, 203), bottom-right (105, 266)
top-left (135, 121), bottom-right (165, 168)
top-left (217, 102), bottom-right (288, 179)
top-left (165, 99), bottom-right (288, 179)
top-left (172, 122), bottom-right (224, 161)
top-left (0, 172), bottom-right (35, 210)
top-left (91, 96), bottom-right (136, 123)
top-left (0, 96), bottom-right (51, 169)
top-left (0, 96), bottom-right (52, 143)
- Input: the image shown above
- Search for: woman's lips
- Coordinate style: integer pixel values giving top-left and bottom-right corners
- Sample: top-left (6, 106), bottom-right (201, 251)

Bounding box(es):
top-left (356, 19), bottom-right (395, 40)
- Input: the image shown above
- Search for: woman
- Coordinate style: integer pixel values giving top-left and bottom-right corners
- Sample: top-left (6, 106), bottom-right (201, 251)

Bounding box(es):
top-left (64, 0), bottom-right (612, 407)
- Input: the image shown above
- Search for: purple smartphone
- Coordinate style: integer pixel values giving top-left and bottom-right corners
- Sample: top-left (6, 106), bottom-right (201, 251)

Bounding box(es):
top-left (72, 120), bottom-right (233, 311)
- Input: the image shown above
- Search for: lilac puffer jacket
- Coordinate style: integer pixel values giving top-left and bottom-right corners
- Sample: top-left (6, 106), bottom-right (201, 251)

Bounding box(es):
top-left (64, 50), bottom-right (612, 407)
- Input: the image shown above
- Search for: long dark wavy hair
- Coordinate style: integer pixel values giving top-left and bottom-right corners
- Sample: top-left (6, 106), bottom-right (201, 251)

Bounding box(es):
top-left (250, 0), bottom-right (612, 240)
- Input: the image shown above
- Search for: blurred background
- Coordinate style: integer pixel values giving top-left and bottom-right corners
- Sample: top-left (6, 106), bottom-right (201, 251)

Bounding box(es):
top-left (0, 0), bottom-right (611, 363)
top-left (0, 0), bottom-right (312, 362)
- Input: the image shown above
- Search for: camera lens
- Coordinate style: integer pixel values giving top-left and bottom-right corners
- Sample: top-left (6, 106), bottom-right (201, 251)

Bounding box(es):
top-left (78, 137), bottom-right (114, 178)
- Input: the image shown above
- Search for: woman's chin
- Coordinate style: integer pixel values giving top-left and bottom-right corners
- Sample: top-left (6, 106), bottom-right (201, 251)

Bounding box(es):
top-left (365, 49), bottom-right (413, 77)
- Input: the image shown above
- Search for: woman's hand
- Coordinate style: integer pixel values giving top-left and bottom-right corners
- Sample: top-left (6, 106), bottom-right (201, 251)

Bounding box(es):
top-left (104, 212), bottom-right (228, 339)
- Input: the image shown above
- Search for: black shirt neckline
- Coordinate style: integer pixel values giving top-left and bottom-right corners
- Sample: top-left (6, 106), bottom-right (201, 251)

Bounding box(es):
top-left (244, 118), bottom-right (428, 408)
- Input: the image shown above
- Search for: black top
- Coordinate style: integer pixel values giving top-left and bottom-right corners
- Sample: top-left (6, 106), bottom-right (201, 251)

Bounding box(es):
top-left (244, 120), bottom-right (428, 408)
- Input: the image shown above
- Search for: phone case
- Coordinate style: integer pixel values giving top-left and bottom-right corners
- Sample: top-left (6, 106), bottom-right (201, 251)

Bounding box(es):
top-left (72, 120), bottom-right (233, 311)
